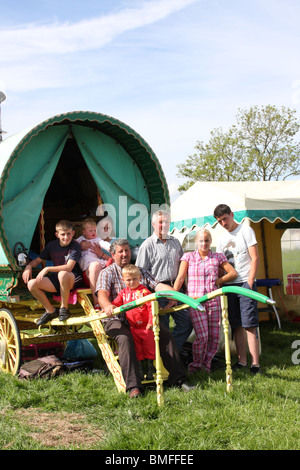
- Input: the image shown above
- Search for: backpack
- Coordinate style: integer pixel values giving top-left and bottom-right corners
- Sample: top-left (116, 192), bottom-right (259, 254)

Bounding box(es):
top-left (18, 355), bottom-right (66, 379)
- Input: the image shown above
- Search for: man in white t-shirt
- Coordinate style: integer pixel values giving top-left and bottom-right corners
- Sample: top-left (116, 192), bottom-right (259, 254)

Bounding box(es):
top-left (213, 204), bottom-right (261, 374)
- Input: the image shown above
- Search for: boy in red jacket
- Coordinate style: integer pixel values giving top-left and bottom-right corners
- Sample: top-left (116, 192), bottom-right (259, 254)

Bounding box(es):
top-left (112, 264), bottom-right (155, 380)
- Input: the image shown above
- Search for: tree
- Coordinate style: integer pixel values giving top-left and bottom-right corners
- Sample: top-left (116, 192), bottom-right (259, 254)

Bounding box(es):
top-left (177, 105), bottom-right (300, 192)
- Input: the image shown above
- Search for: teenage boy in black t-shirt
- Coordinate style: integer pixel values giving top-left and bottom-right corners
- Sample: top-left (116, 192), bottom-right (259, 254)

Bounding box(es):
top-left (22, 220), bottom-right (83, 324)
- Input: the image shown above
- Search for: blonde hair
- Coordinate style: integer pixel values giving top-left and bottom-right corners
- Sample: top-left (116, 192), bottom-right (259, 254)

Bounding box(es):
top-left (55, 220), bottom-right (73, 232)
top-left (195, 228), bottom-right (212, 242)
top-left (122, 264), bottom-right (141, 277)
top-left (82, 217), bottom-right (97, 229)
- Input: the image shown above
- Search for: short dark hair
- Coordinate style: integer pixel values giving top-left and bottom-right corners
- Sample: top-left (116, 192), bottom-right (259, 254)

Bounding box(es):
top-left (55, 219), bottom-right (73, 231)
top-left (110, 238), bottom-right (130, 254)
top-left (213, 204), bottom-right (232, 219)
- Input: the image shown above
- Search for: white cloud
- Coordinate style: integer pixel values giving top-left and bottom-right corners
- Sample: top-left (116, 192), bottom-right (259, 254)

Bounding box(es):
top-left (2, 0), bottom-right (300, 194)
top-left (168, 182), bottom-right (181, 202)
top-left (292, 81), bottom-right (300, 106)
top-left (1, 0), bottom-right (199, 59)
top-left (0, 0), bottom-right (200, 93)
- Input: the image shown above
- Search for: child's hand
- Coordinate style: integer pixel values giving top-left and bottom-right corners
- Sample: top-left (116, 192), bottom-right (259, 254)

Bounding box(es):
top-left (81, 240), bottom-right (92, 250)
top-left (146, 323), bottom-right (153, 330)
top-left (163, 300), bottom-right (177, 309)
top-left (22, 265), bottom-right (32, 284)
top-left (36, 267), bottom-right (49, 283)
top-left (91, 245), bottom-right (102, 257)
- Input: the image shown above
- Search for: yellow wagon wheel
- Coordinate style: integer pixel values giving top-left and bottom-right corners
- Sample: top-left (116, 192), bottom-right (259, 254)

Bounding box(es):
top-left (0, 309), bottom-right (22, 375)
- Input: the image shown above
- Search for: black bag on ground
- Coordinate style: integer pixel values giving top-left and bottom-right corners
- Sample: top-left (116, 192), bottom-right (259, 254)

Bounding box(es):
top-left (18, 355), bottom-right (66, 379)
top-left (62, 359), bottom-right (94, 373)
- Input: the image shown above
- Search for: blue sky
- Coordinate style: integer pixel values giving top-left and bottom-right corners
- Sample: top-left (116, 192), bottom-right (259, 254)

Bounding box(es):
top-left (1, 0), bottom-right (300, 201)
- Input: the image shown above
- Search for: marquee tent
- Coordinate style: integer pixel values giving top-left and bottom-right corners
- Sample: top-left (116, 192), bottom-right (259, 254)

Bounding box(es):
top-left (170, 180), bottom-right (300, 234)
top-left (170, 181), bottom-right (300, 318)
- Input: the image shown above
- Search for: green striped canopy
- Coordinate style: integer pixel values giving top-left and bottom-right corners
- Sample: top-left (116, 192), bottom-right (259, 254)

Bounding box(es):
top-left (170, 180), bottom-right (300, 233)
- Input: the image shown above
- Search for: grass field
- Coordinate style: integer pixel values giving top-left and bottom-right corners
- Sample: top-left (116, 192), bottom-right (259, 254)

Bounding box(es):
top-left (0, 320), bottom-right (299, 451)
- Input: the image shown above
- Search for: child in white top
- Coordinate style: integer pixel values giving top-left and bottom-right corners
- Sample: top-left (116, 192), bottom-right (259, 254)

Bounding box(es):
top-left (77, 218), bottom-right (111, 307)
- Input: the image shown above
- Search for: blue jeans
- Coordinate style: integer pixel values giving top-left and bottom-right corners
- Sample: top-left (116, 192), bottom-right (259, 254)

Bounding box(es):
top-left (158, 296), bottom-right (193, 351)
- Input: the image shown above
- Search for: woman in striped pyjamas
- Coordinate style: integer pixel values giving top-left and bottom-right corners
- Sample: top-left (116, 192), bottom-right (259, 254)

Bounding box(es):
top-left (174, 229), bottom-right (237, 373)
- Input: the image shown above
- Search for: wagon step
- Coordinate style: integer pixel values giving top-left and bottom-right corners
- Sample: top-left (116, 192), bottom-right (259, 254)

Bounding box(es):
top-left (36, 311), bottom-right (106, 326)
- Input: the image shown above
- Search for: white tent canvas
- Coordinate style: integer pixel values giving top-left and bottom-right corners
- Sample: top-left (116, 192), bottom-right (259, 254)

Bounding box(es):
top-left (170, 180), bottom-right (300, 234)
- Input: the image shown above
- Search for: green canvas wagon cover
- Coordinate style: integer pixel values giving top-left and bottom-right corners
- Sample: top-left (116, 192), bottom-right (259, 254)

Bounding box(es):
top-left (0, 111), bottom-right (169, 299)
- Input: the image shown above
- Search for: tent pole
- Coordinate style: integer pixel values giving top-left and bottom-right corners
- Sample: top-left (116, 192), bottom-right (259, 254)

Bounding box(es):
top-left (39, 207), bottom-right (46, 268)
top-left (97, 189), bottom-right (103, 211)
top-left (260, 219), bottom-right (269, 278)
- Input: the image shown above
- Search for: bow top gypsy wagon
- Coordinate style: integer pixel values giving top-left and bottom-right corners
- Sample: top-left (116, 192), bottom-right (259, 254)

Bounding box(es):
top-left (0, 110), bottom-right (170, 290)
top-left (0, 111), bottom-right (274, 404)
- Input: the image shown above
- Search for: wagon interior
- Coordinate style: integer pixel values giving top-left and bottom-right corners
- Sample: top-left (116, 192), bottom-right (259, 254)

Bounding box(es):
top-left (31, 134), bottom-right (100, 252)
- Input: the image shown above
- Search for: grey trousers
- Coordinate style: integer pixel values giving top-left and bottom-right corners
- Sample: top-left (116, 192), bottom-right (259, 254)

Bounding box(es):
top-left (103, 318), bottom-right (187, 391)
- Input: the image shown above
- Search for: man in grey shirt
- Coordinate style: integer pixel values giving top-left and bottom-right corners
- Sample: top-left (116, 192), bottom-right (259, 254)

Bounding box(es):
top-left (136, 210), bottom-right (192, 350)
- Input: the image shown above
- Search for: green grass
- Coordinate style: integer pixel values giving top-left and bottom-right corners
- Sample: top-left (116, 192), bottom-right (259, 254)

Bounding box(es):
top-left (0, 321), bottom-right (299, 450)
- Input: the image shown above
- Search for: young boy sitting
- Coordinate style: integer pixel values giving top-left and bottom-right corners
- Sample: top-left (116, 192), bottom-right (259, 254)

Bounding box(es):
top-left (112, 264), bottom-right (156, 380)
top-left (22, 219), bottom-right (83, 325)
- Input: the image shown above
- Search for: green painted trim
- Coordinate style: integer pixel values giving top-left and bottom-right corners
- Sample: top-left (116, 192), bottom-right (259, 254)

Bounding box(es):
top-left (170, 209), bottom-right (300, 232)
top-left (110, 286), bottom-right (272, 317)
top-left (196, 286), bottom-right (272, 305)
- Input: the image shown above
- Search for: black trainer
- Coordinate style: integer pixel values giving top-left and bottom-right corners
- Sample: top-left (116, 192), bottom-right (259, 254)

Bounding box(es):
top-left (36, 309), bottom-right (59, 326)
top-left (59, 307), bottom-right (70, 321)
top-left (232, 362), bottom-right (247, 371)
top-left (250, 365), bottom-right (262, 375)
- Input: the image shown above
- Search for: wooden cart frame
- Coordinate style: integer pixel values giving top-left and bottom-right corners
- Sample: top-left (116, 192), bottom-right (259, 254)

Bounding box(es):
top-left (0, 286), bottom-right (274, 406)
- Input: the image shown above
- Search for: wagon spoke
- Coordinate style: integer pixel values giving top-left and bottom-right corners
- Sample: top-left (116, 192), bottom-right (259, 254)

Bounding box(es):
top-left (0, 310), bottom-right (22, 376)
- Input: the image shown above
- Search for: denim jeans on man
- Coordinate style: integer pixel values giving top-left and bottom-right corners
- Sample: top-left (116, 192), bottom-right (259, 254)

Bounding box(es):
top-left (158, 288), bottom-right (193, 351)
